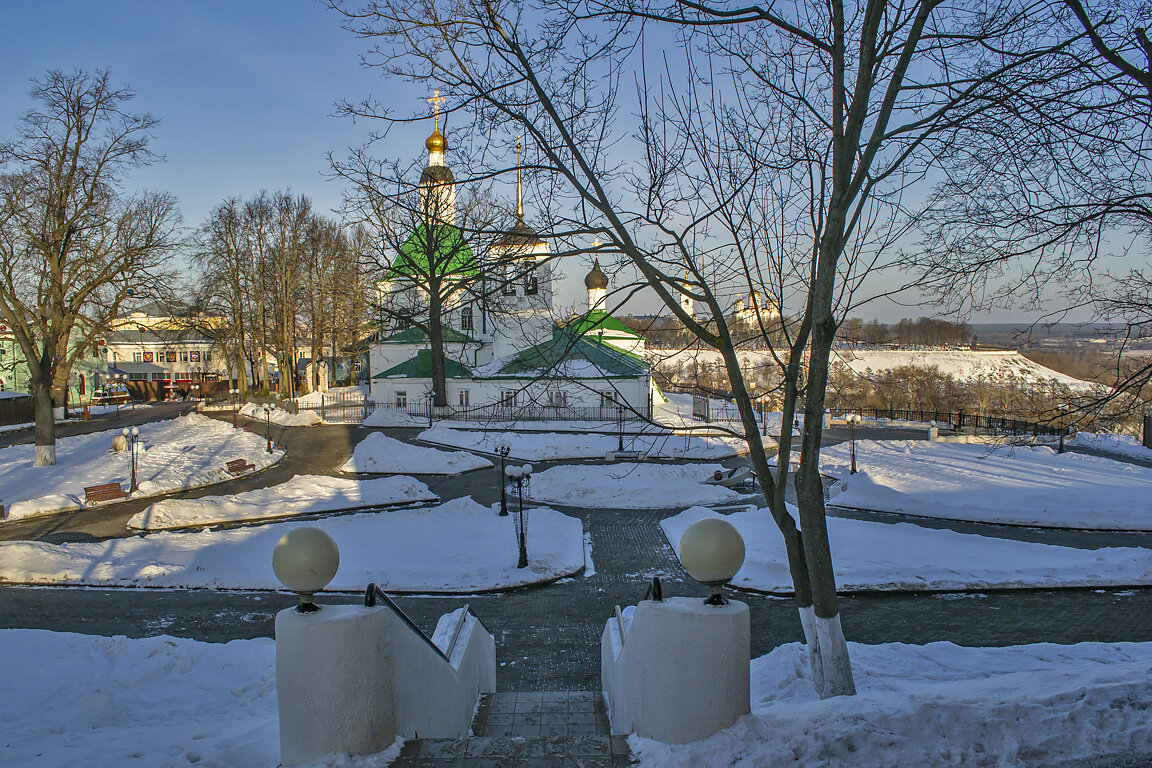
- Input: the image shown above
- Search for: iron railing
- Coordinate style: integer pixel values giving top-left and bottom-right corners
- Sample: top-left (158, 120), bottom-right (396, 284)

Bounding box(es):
top-left (363, 583), bottom-right (487, 663)
top-left (834, 407), bottom-right (1070, 437)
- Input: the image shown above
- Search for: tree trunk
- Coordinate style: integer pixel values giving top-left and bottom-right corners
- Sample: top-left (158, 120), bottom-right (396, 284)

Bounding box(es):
top-left (428, 293), bottom-right (448, 408)
top-left (33, 380), bottom-right (56, 466)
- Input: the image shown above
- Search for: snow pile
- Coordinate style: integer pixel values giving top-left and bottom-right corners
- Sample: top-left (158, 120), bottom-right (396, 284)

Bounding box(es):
top-left (528, 463), bottom-right (742, 509)
top-left (239, 402), bottom-right (321, 427)
top-left (663, 506), bottom-right (1152, 592)
top-left (632, 640), bottom-right (1152, 768)
top-left (0, 497), bottom-right (585, 591)
top-left (834, 348), bottom-right (1096, 392)
top-left (420, 424), bottom-right (746, 460)
top-left (128, 474), bottom-right (437, 530)
top-left (1073, 431), bottom-right (1152, 461)
top-left (342, 431), bottom-right (493, 474)
top-left (363, 406), bottom-right (428, 427)
top-left (821, 439), bottom-right (1152, 530)
top-left (0, 414), bottom-right (283, 521)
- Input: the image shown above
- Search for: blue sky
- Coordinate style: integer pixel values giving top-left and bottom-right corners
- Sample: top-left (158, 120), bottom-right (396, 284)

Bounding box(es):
top-left (0, 2), bottom-right (1100, 325)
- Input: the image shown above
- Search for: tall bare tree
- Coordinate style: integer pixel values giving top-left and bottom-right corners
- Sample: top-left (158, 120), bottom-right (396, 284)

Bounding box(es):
top-left (328, 0), bottom-right (1066, 697)
top-left (0, 69), bottom-right (180, 465)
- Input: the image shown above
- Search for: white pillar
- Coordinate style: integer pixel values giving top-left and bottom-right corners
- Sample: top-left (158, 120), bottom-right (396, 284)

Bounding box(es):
top-left (602, 597), bottom-right (750, 744)
top-left (276, 605), bottom-right (396, 766)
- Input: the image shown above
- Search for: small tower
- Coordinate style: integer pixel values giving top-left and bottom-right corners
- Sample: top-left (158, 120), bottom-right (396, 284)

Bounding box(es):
top-left (585, 259), bottom-right (608, 312)
top-left (679, 267), bottom-right (695, 319)
top-left (419, 90), bottom-right (456, 224)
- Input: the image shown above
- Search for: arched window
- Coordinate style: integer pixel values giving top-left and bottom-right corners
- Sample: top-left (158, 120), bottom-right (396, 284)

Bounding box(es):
top-left (461, 306), bottom-right (474, 331)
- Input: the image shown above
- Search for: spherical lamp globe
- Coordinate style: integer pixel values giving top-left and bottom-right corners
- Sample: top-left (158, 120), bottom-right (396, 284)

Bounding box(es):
top-left (272, 527), bottom-right (340, 612)
top-left (679, 517), bottom-right (745, 605)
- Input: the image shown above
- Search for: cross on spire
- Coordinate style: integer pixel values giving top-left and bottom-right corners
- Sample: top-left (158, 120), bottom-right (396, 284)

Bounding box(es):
top-left (516, 135), bottom-right (524, 221)
top-left (427, 89), bottom-right (446, 131)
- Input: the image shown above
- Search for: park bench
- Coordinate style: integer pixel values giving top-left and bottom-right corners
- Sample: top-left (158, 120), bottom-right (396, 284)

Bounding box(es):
top-left (225, 458), bottom-right (255, 475)
top-left (84, 482), bottom-right (130, 505)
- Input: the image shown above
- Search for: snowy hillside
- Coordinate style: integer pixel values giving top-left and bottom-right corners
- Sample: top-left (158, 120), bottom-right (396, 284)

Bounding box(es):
top-left (834, 349), bottom-right (1095, 391)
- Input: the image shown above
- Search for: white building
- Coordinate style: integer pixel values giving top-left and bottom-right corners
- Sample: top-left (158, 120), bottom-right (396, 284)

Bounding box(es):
top-left (368, 114), bottom-right (659, 420)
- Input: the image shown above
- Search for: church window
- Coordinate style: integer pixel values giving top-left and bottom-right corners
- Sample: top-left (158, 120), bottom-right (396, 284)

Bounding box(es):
top-left (525, 269), bottom-right (538, 296)
top-left (395, 390), bottom-right (408, 408)
top-left (600, 391), bottom-right (616, 408)
top-left (458, 389), bottom-right (470, 407)
top-left (500, 389), bottom-right (517, 408)
top-left (549, 390), bottom-right (567, 407)
top-left (461, 307), bottom-right (473, 331)
top-left (502, 266), bottom-right (517, 295)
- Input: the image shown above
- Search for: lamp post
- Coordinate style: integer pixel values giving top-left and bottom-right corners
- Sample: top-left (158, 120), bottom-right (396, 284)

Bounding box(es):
top-left (506, 463), bottom-right (533, 567)
top-left (495, 440), bottom-right (511, 516)
top-left (428, 392), bottom-right (435, 428)
top-left (678, 517), bottom-right (746, 605)
top-left (617, 405), bottom-right (625, 451)
top-left (846, 413), bottom-right (861, 474)
top-left (122, 426), bottom-right (140, 492)
top-left (1057, 404), bottom-right (1069, 453)
top-left (264, 403), bottom-right (273, 453)
top-left (272, 526), bottom-right (340, 613)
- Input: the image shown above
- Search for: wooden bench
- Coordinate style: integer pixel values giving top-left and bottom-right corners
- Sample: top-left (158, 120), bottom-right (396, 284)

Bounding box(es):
top-left (225, 458), bottom-right (255, 475)
top-left (84, 482), bottom-right (130, 505)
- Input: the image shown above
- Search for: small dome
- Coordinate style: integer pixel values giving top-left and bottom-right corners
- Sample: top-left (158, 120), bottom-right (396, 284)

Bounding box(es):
top-left (498, 220), bottom-right (541, 247)
top-left (585, 259), bottom-right (608, 290)
top-left (420, 164), bottom-right (455, 185)
top-left (426, 127), bottom-right (447, 154)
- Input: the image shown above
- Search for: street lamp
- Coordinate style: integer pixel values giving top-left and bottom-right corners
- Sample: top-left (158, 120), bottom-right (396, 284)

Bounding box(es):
top-left (678, 517), bottom-right (746, 606)
top-left (122, 426), bottom-right (140, 493)
top-left (505, 463), bottom-right (534, 568)
top-left (494, 438), bottom-right (511, 516)
top-left (846, 414), bottom-right (862, 474)
top-left (617, 405), bottom-right (625, 451)
top-left (272, 527), bottom-right (340, 613)
top-left (264, 403), bottom-right (273, 453)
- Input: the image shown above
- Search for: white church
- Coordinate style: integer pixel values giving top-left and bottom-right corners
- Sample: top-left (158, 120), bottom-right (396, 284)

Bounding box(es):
top-left (367, 106), bottom-right (659, 420)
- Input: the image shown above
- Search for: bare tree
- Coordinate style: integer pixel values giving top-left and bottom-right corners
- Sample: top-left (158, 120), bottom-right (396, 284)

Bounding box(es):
top-left (0, 69), bottom-right (180, 465)
top-left (327, 0), bottom-right (1063, 696)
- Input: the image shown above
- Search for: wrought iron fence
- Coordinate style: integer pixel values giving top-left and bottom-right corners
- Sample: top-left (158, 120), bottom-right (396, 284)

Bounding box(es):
top-left (837, 406), bottom-right (1069, 437)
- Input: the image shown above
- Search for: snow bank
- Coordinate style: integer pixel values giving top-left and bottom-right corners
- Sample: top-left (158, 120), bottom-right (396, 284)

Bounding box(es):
top-left (342, 432), bottom-right (492, 475)
top-left (834, 348), bottom-right (1096, 392)
top-left (363, 406), bottom-right (428, 427)
top-left (0, 497), bottom-right (585, 591)
top-left (240, 402), bottom-right (321, 427)
top-left (128, 474), bottom-right (437, 530)
top-left (663, 506), bottom-right (1152, 593)
top-left (0, 629), bottom-right (404, 768)
top-left (1074, 431), bottom-right (1152, 461)
top-left (632, 639), bottom-right (1152, 768)
top-left (528, 462), bottom-right (742, 509)
top-left (0, 414), bottom-right (283, 521)
top-left (821, 440), bottom-right (1152, 530)
top-left (419, 425), bottom-right (746, 461)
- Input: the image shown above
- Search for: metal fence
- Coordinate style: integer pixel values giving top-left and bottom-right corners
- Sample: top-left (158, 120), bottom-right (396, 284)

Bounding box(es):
top-left (0, 395), bottom-right (34, 427)
top-left (839, 406), bottom-right (1069, 437)
top-left (371, 401), bottom-right (645, 424)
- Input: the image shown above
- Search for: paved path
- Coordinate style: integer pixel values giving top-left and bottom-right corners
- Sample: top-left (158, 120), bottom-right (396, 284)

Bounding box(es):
top-left (1, 410), bottom-right (1151, 766)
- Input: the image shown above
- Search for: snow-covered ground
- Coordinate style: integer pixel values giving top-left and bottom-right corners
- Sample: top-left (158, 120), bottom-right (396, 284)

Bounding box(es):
top-left (527, 463), bottom-right (743, 509)
top-left (128, 475), bottom-right (437, 531)
top-left (419, 424), bottom-right (747, 461)
top-left (1073, 431), bottom-right (1152, 461)
top-left (632, 639), bottom-right (1152, 768)
top-left (239, 402), bottom-right (321, 427)
top-left (821, 440), bottom-right (1152, 530)
top-left (363, 406), bottom-right (429, 428)
top-left (834, 348), bottom-right (1096, 392)
top-left (663, 506), bottom-right (1152, 593)
top-left (0, 497), bottom-right (585, 591)
top-left (0, 414), bottom-right (283, 521)
top-left (342, 432), bottom-right (493, 475)
top-left (7, 630), bottom-right (1150, 768)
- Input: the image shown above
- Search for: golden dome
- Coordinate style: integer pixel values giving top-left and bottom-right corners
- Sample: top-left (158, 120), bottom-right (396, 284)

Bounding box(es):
top-left (426, 127), bottom-right (447, 154)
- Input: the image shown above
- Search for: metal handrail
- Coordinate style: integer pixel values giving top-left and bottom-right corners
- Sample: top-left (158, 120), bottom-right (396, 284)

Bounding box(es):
top-left (642, 576), bottom-right (663, 602)
top-left (614, 605), bottom-right (627, 643)
top-left (445, 602), bottom-right (470, 659)
top-left (364, 583), bottom-right (449, 663)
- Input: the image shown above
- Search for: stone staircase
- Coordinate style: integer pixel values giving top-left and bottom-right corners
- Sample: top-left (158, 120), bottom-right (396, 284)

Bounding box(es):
top-left (390, 690), bottom-right (632, 767)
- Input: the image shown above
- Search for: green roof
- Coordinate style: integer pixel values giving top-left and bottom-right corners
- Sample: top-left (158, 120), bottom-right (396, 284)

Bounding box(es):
top-left (380, 326), bottom-right (479, 345)
top-left (565, 309), bottom-right (645, 340)
top-left (373, 349), bottom-right (473, 379)
top-left (483, 328), bottom-right (649, 378)
top-left (386, 224), bottom-right (477, 280)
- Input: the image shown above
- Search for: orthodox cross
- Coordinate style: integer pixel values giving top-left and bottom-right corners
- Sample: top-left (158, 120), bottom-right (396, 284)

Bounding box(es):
top-left (427, 89), bottom-right (446, 131)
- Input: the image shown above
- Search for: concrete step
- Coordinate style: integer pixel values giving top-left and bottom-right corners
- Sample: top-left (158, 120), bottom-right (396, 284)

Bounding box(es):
top-left (390, 691), bottom-right (633, 767)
